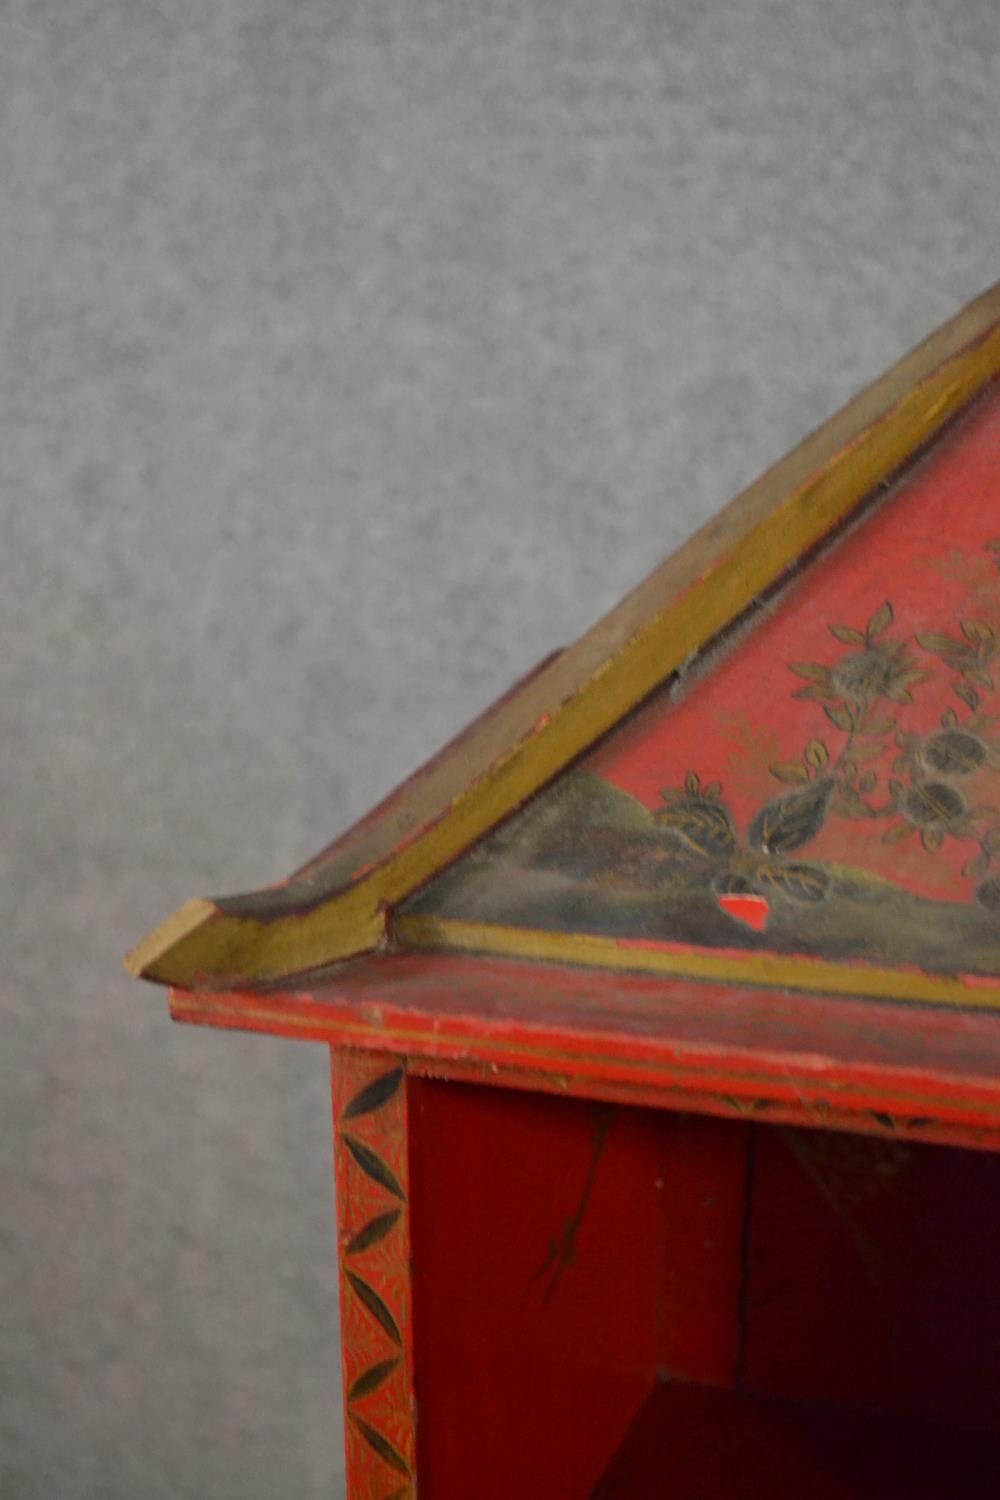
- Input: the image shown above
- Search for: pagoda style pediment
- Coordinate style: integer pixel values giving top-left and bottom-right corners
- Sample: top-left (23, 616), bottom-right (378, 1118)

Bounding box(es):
top-left (128, 284), bottom-right (1000, 1009)
top-left (401, 381), bottom-right (1000, 1008)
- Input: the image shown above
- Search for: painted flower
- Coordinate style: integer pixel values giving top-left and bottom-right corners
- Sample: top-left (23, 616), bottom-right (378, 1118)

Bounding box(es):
top-left (884, 776), bottom-right (974, 853)
top-left (919, 727), bottom-right (988, 775)
top-left (654, 772), bottom-right (736, 859)
top-left (830, 641), bottom-right (922, 704)
top-left (790, 601), bottom-right (928, 718)
top-left (894, 707), bottom-right (1000, 780)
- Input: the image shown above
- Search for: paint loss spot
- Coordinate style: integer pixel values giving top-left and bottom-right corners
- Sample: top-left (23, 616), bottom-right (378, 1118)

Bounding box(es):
top-left (717, 893), bottom-right (770, 932)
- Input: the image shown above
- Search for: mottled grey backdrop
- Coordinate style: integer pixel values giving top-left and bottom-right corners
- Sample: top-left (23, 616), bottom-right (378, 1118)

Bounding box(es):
top-left (2, 2), bottom-right (998, 1495)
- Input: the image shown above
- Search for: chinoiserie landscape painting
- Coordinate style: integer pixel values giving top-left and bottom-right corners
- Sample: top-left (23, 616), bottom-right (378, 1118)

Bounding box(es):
top-left (405, 384), bottom-right (1000, 983)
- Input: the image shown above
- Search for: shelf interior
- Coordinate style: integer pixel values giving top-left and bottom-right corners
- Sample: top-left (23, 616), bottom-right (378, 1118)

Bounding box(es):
top-left (593, 1379), bottom-right (1000, 1499)
top-left (407, 1080), bottom-right (1000, 1497)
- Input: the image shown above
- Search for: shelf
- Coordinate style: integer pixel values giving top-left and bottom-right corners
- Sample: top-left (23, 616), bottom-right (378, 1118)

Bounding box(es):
top-left (172, 949), bottom-right (1000, 1149)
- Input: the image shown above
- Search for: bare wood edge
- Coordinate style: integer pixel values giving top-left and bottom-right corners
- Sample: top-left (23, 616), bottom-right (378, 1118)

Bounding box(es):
top-left (124, 898), bottom-right (216, 979)
top-left (394, 914), bottom-right (1000, 1014)
top-left (128, 284), bottom-right (1000, 987)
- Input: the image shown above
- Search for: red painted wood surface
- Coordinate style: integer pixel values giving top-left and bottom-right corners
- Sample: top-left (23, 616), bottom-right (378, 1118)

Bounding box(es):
top-left (594, 383), bottom-right (1000, 907)
top-left (408, 1081), bottom-right (666, 1496)
top-left (654, 1113), bottom-right (749, 1386)
top-left (172, 950), bottom-right (1000, 1150)
top-left (406, 383), bottom-right (1000, 994)
top-left (331, 1051), bottom-right (416, 1499)
top-left (593, 1379), bottom-right (1000, 1499)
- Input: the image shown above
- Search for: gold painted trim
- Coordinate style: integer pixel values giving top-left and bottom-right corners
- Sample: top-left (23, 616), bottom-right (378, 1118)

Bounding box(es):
top-left (395, 913), bottom-right (1000, 1013)
top-left (128, 285), bottom-right (1000, 986)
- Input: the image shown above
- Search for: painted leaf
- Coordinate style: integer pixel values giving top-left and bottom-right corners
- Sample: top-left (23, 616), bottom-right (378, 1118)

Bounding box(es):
top-left (769, 761), bottom-right (810, 785)
top-left (962, 619), bottom-right (996, 644)
top-left (346, 1209), bottom-right (403, 1256)
top-left (823, 702), bottom-right (854, 732)
top-left (866, 600), bottom-right (893, 640)
top-left (917, 631), bottom-right (961, 654)
top-left (805, 738), bottom-right (830, 770)
top-left (351, 1414), bottom-right (411, 1477)
top-left (343, 1067), bottom-right (404, 1121)
top-left (748, 778), bottom-right (833, 855)
top-left (345, 1270), bottom-right (403, 1346)
top-left (829, 624), bottom-right (866, 644)
top-left (654, 797), bottom-right (737, 857)
top-left (348, 1357), bottom-right (401, 1402)
top-left (963, 851), bottom-right (991, 880)
top-left (954, 681), bottom-right (980, 710)
top-left (962, 664), bottom-right (995, 690)
top-left (755, 862), bottom-right (829, 903)
top-left (882, 822), bottom-right (913, 845)
top-left (343, 1135), bottom-right (406, 1201)
top-left (790, 662), bottom-right (829, 681)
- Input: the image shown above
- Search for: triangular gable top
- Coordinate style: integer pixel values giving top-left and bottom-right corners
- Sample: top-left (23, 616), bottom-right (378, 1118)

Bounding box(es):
top-left (127, 284), bottom-right (1000, 993)
top-left (401, 376), bottom-right (1000, 1011)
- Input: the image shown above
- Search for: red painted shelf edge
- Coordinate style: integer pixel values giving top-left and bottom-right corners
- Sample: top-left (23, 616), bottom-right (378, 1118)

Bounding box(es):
top-left (167, 954), bottom-right (1000, 1150)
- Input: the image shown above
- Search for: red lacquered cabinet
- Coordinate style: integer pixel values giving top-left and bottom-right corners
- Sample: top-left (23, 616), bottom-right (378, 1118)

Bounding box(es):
top-left (129, 285), bottom-right (1000, 1497)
